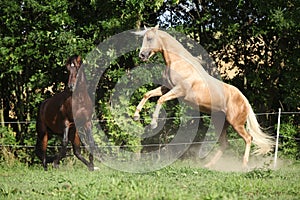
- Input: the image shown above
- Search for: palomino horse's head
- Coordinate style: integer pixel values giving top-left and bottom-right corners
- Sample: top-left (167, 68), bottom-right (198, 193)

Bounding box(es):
top-left (137, 25), bottom-right (161, 61)
top-left (66, 55), bottom-right (82, 92)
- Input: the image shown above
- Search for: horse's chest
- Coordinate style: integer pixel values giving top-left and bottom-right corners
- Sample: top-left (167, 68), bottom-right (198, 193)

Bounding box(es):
top-left (48, 104), bottom-right (72, 125)
top-left (163, 67), bottom-right (177, 88)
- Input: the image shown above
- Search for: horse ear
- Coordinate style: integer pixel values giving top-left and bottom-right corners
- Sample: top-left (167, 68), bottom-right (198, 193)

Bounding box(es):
top-left (76, 56), bottom-right (82, 65)
top-left (154, 24), bottom-right (159, 31)
top-left (144, 25), bottom-right (148, 31)
top-left (66, 58), bottom-right (71, 70)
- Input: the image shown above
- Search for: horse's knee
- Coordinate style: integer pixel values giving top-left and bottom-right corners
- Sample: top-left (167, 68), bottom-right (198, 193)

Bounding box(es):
top-left (73, 146), bottom-right (82, 158)
top-left (157, 96), bottom-right (165, 105)
top-left (144, 91), bottom-right (152, 99)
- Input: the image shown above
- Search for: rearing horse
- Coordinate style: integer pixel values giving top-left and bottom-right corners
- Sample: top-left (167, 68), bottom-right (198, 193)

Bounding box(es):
top-left (134, 26), bottom-right (274, 168)
top-left (35, 55), bottom-right (95, 171)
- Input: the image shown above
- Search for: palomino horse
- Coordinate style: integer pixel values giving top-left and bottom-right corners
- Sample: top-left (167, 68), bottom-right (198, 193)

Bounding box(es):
top-left (35, 55), bottom-right (95, 171)
top-left (133, 26), bottom-right (274, 168)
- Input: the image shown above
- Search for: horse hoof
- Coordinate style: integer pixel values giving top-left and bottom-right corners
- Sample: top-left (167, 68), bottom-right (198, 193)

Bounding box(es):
top-left (94, 166), bottom-right (100, 171)
top-left (53, 162), bottom-right (59, 169)
top-left (150, 121), bottom-right (158, 129)
top-left (88, 165), bottom-right (97, 171)
top-left (133, 115), bottom-right (140, 121)
top-left (204, 163), bottom-right (213, 169)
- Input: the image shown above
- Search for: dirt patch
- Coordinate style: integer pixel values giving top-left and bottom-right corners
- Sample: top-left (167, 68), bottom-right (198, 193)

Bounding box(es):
top-left (201, 151), bottom-right (291, 172)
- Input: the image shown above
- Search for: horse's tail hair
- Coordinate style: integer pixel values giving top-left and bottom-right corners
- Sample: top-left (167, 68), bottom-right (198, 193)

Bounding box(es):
top-left (35, 100), bottom-right (56, 163)
top-left (35, 101), bottom-right (44, 160)
top-left (246, 106), bottom-right (275, 155)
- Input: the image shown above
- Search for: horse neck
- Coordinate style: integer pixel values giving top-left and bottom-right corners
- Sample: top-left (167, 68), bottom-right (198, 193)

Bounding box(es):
top-left (76, 70), bottom-right (88, 93)
top-left (159, 31), bottom-right (211, 78)
top-left (159, 31), bottom-right (193, 67)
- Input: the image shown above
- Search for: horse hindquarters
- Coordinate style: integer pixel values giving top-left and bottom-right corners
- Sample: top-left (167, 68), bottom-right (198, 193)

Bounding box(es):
top-left (225, 87), bottom-right (254, 167)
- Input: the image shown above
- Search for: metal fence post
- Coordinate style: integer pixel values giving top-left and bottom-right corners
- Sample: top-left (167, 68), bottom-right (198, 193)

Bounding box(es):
top-left (274, 108), bottom-right (281, 168)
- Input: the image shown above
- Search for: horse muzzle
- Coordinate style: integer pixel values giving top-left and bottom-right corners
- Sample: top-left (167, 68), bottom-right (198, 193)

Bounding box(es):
top-left (68, 84), bottom-right (76, 92)
top-left (139, 50), bottom-right (153, 61)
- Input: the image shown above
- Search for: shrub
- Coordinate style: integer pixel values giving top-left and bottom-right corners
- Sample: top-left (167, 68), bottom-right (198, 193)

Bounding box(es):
top-left (277, 117), bottom-right (300, 159)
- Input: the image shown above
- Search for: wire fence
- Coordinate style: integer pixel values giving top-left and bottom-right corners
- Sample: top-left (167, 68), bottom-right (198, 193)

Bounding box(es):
top-left (1, 111), bottom-right (299, 124)
top-left (1, 110), bottom-right (299, 149)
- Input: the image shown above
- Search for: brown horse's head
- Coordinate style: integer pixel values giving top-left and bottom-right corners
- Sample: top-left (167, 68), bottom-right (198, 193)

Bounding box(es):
top-left (138, 25), bottom-right (162, 61)
top-left (66, 55), bottom-right (82, 92)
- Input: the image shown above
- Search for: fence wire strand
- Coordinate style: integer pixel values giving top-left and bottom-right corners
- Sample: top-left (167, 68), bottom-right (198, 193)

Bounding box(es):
top-left (1, 111), bottom-right (299, 149)
top-left (1, 111), bottom-right (299, 124)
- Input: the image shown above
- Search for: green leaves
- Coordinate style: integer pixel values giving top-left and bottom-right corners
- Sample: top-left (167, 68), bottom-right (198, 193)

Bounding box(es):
top-left (0, 0), bottom-right (299, 161)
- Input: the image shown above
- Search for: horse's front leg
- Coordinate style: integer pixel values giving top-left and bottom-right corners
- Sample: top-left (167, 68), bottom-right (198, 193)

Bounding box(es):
top-left (71, 129), bottom-right (95, 171)
top-left (150, 87), bottom-right (184, 129)
top-left (53, 125), bottom-right (69, 168)
top-left (133, 86), bottom-right (168, 121)
top-left (85, 121), bottom-right (97, 170)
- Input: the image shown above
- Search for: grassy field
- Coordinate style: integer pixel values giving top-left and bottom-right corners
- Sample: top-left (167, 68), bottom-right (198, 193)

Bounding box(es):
top-left (1, 158), bottom-right (300, 200)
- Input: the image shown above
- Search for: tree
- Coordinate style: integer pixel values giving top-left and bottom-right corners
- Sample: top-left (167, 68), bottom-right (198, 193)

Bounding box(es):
top-left (156, 0), bottom-right (300, 125)
top-left (0, 0), bottom-right (165, 144)
top-left (0, 0), bottom-right (298, 157)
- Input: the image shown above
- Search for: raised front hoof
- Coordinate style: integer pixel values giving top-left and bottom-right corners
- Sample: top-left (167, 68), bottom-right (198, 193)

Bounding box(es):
top-left (150, 121), bottom-right (158, 129)
top-left (133, 114), bottom-right (140, 121)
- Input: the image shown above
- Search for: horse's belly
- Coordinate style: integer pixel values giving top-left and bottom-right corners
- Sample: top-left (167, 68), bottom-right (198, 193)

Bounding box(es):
top-left (183, 100), bottom-right (212, 114)
top-left (44, 110), bottom-right (72, 134)
top-left (183, 92), bottom-right (225, 114)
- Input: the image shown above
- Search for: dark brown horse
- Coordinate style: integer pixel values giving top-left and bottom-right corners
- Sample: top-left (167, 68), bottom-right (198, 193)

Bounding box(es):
top-left (35, 55), bottom-right (95, 171)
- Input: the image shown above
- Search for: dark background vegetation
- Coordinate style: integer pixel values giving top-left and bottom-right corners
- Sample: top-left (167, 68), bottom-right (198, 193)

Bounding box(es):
top-left (0, 0), bottom-right (299, 162)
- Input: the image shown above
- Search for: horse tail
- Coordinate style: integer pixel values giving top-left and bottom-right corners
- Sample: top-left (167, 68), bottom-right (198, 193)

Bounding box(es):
top-left (35, 100), bottom-right (55, 163)
top-left (246, 105), bottom-right (275, 155)
top-left (35, 101), bottom-right (45, 161)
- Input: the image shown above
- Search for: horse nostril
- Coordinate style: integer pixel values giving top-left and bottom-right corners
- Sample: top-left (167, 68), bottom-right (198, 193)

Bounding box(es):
top-left (139, 51), bottom-right (148, 61)
top-left (139, 52), bottom-right (145, 59)
top-left (68, 84), bottom-right (74, 91)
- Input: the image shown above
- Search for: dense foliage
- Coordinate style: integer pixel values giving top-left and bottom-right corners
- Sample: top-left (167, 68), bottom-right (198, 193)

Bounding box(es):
top-left (0, 0), bottom-right (299, 161)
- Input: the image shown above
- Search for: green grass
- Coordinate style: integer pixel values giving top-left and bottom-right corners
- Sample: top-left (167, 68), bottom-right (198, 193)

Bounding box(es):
top-left (0, 159), bottom-right (299, 200)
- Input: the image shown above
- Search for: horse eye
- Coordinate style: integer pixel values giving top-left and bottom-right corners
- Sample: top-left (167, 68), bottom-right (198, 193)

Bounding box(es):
top-left (147, 37), bottom-right (152, 42)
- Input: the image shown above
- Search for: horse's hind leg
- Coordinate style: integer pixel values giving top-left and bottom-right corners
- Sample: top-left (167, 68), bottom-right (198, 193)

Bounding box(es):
top-left (226, 110), bottom-right (252, 168)
top-left (204, 114), bottom-right (229, 168)
top-left (35, 116), bottom-right (49, 171)
top-left (232, 124), bottom-right (252, 168)
top-left (35, 131), bottom-right (49, 171)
